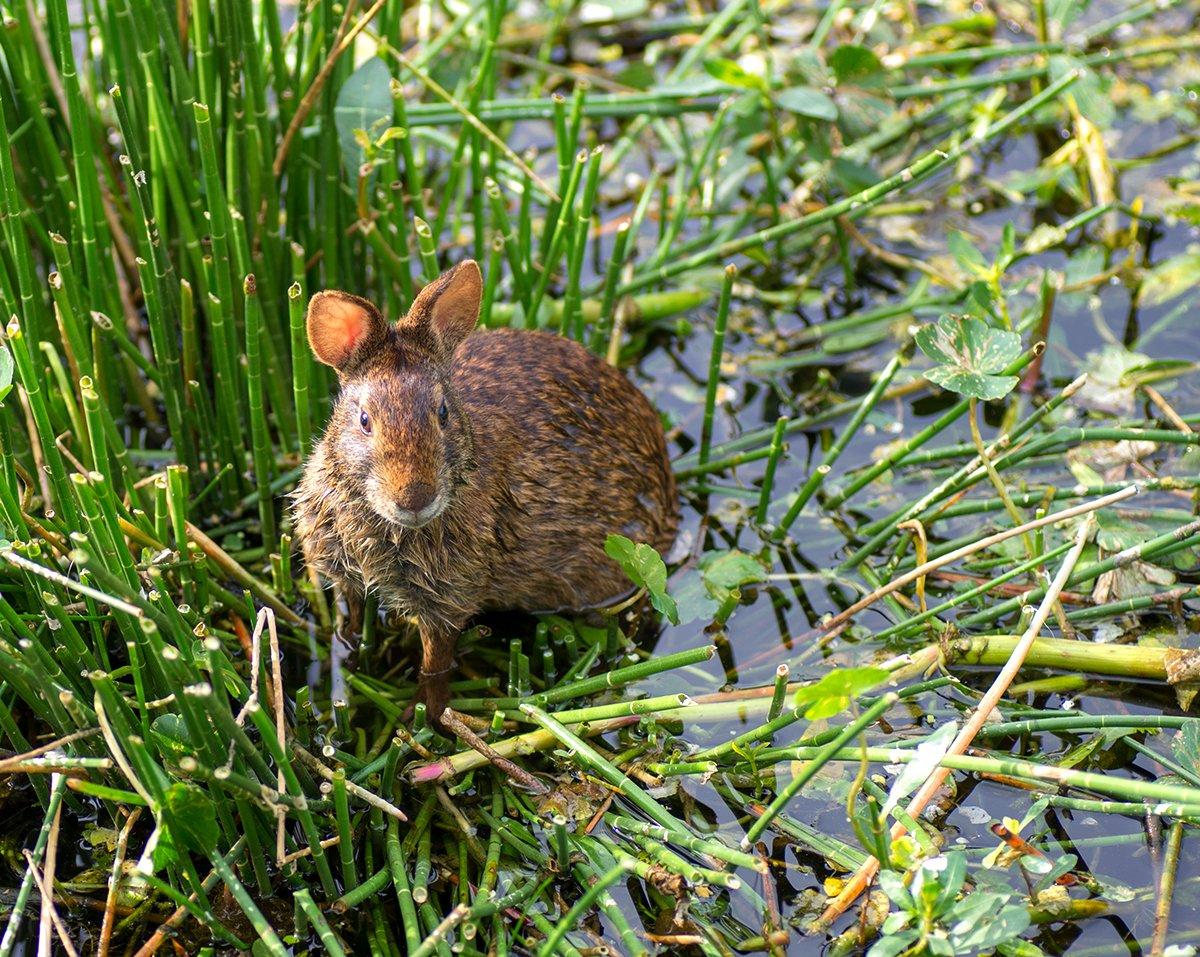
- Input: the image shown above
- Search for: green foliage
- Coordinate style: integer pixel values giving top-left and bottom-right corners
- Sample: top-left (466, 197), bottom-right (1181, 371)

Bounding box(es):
top-left (0, 343), bottom-right (12, 403)
top-left (0, 0), bottom-right (1197, 953)
top-left (792, 665), bottom-right (890, 720)
top-left (829, 44), bottom-right (884, 85)
top-left (915, 314), bottom-right (1022, 401)
top-left (698, 549), bottom-right (767, 600)
top-left (334, 57), bottom-right (395, 176)
top-left (871, 853), bottom-right (1032, 957)
top-left (703, 57), bottom-right (769, 93)
top-left (605, 534), bottom-right (678, 624)
top-left (162, 781), bottom-right (220, 854)
top-left (1138, 251), bottom-right (1200, 307)
top-left (775, 86), bottom-right (839, 120)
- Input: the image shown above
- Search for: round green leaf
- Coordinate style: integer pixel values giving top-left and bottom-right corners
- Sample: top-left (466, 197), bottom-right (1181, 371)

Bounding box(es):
top-left (775, 86), bottom-right (838, 120)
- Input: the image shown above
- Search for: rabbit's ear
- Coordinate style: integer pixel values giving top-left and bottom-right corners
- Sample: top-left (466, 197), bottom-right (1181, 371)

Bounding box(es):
top-left (400, 260), bottom-right (481, 358)
top-left (307, 291), bottom-right (387, 371)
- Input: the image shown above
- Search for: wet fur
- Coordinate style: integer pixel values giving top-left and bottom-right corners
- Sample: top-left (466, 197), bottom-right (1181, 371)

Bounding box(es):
top-left (293, 293), bottom-right (678, 706)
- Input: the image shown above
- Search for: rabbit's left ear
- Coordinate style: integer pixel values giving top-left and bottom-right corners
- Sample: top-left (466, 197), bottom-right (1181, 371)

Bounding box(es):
top-left (399, 260), bottom-right (481, 358)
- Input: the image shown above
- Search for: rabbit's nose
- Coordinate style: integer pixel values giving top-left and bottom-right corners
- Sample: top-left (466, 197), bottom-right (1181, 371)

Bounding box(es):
top-left (397, 482), bottom-right (437, 515)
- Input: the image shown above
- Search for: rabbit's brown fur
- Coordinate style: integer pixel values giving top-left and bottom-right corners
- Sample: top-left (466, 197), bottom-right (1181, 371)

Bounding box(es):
top-left (293, 260), bottom-right (678, 717)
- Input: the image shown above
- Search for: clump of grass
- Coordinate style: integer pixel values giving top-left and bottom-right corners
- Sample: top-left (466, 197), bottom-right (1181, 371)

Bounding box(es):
top-left (3, 1), bottom-right (1200, 955)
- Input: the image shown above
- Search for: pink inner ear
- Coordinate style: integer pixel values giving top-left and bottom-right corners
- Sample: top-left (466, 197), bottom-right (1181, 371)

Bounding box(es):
top-left (336, 308), bottom-right (366, 351)
top-left (310, 293), bottom-right (380, 369)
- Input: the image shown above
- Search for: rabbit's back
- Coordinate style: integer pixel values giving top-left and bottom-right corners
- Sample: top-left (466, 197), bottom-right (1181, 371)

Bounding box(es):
top-left (452, 328), bottom-right (678, 610)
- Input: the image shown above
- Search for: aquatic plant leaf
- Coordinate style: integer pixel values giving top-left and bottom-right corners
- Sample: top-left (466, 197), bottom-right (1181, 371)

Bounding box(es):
top-left (703, 57), bottom-right (768, 93)
top-left (867, 929), bottom-right (920, 957)
top-left (915, 315), bottom-right (1021, 400)
top-left (605, 534), bottom-right (678, 624)
top-left (1172, 721), bottom-right (1200, 775)
top-left (775, 86), bottom-right (838, 120)
top-left (912, 852), bottom-right (967, 919)
top-left (1049, 55), bottom-right (1113, 128)
top-left (1077, 344), bottom-right (1152, 414)
top-left (1139, 251), bottom-right (1200, 308)
top-left (0, 343), bottom-right (11, 402)
top-left (148, 823), bottom-right (179, 871)
top-left (162, 782), bottom-right (219, 853)
top-left (950, 891), bottom-right (1031, 952)
top-left (699, 549), bottom-right (767, 597)
top-left (947, 230), bottom-right (988, 277)
top-left (671, 568), bottom-right (721, 625)
top-left (793, 665), bottom-right (890, 719)
top-left (334, 58), bottom-right (393, 178)
top-left (829, 44), bottom-right (884, 85)
top-left (834, 88), bottom-right (891, 139)
top-left (150, 713), bottom-right (194, 761)
top-left (876, 868), bottom-right (915, 911)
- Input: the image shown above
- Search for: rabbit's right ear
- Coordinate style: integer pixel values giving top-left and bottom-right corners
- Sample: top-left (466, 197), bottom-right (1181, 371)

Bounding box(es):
top-left (307, 291), bottom-right (387, 371)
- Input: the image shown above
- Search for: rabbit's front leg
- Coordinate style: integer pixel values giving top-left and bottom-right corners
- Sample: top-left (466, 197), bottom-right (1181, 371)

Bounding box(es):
top-left (415, 620), bottom-right (459, 720)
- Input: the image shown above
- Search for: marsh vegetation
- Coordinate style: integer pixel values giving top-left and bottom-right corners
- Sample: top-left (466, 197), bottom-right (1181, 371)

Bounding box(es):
top-left (3, 0), bottom-right (1200, 954)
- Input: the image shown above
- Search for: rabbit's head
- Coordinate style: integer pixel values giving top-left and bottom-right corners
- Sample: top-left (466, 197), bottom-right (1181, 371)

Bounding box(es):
top-left (306, 261), bottom-right (482, 529)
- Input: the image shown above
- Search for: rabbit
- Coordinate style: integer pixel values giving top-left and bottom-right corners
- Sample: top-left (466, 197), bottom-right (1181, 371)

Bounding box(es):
top-left (292, 260), bottom-right (679, 733)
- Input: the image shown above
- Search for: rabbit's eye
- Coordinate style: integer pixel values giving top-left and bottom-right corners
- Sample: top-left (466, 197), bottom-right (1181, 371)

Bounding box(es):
top-left (438, 400), bottom-right (449, 427)
top-left (359, 409), bottom-right (372, 435)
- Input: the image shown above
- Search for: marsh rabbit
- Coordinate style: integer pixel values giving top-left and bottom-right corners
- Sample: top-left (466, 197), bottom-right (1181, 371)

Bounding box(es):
top-left (293, 260), bottom-right (679, 725)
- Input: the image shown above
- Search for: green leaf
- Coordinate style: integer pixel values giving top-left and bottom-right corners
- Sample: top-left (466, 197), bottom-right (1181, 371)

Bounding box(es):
top-left (670, 567), bottom-right (721, 625)
top-left (605, 534), bottom-right (678, 624)
top-left (148, 823), bottom-right (179, 871)
top-left (161, 781), bottom-right (219, 853)
top-left (1139, 251), bottom-right (1200, 308)
top-left (833, 89), bottom-right (891, 139)
top-left (877, 869), bottom-right (915, 911)
top-left (774, 86), bottom-right (838, 120)
top-left (947, 230), bottom-right (988, 277)
top-left (150, 713), bottom-right (194, 761)
top-left (1122, 358), bottom-right (1196, 387)
top-left (1172, 721), bottom-right (1200, 775)
top-left (1077, 344), bottom-right (1152, 415)
top-left (1048, 55), bottom-right (1113, 128)
top-left (915, 314), bottom-right (1022, 401)
top-left (831, 157), bottom-right (880, 193)
top-left (703, 57), bottom-right (768, 93)
top-left (699, 549), bottom-right (768, 598)
top-left (950, 898), bottom-right (1031, 952)
top-left (334, 58), bottom-right (393, 178)
top-left (0, 342), bottom-right (12, 402)
top-left (868, 929), bottom-right (920, 957)
top-left (792, 665), bottom-right (890, 720)
top-left (829, 44), bottom-right (884, 85)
